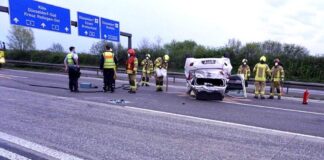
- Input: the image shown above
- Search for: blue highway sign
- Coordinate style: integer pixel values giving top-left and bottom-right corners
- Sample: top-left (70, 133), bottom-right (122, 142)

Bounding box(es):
top-left (77, 12), bottom-right (100, 39)
top-left (9, 0), bottom-right (71, 34)
top-left (101, 18), bottom-right (120, 42)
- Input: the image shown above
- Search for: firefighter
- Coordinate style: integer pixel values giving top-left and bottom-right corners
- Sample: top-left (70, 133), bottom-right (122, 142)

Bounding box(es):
top-left (253, 56), bottom-right (271, 99)
top-left (126, 49), bottom-right (138, 94)
top-left (141, 54), bottom-right (154, 87)
top-left (154, 55), bottom-right (170, 92)
top-left (238, 58), bottom-right (251, 87)
top-left (64, 46), bottom-right (80, 92)
top-left (268, 58), bottom-right (285, 100)
top-left (0, 42), bottom-right (6, 69)
top-left (100, 45), bottom-right (117, 93)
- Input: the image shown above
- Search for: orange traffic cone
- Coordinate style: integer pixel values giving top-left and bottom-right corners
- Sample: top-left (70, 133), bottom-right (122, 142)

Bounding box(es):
top-left (302, 89), bottom-right (310, 105)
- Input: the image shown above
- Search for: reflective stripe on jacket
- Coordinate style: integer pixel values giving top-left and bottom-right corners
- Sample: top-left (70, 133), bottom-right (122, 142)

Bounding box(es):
top-left (103, 52), bottom-right (116, 69)
top-left (271, 66), bottom-right (284, 82)
top-left (126, 57), bottom-right (138, 74)
top-left (154, 57), bottom-right (168, 70)
top-left (141, 59), bottom-right (154, 73)
top-left (238, 65), bottom-right (251, 80)
top-left (253, 63), bottom-right (270, 82)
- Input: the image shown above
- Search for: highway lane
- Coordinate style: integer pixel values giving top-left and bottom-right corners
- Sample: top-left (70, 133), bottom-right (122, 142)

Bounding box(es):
top-left (80, 70), bottom-right (324, 97)
top-left (0, 69), bottom-right (324, 159)
top-left (1, 69), bottom-right (324, 137)
top-left (0, 85), bottom-right (324, 159)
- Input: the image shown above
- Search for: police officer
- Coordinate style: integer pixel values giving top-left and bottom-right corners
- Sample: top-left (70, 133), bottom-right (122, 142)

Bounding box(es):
top-left (64, 46), bottom-right (80, 92)
top-left (100, 45), bottom-right (117, 93)
top-left (0, 42), bottom-right (6, 68)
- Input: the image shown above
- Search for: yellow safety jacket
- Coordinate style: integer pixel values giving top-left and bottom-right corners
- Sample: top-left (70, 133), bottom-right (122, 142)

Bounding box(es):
top-left (238, 65), bottom-right (250, 80)
top-left (103, 52), bottom-right (116, 69)
top-left (141, 59), bottom-right (154, 74)
top-left (253, 63), bottom-right (270, 82)
top-left (0, 50), bottom-right (5, 64)
top-left (154, 57), bottom-right (168, 70)
top-left (271, 66), bottom-right (284, 82)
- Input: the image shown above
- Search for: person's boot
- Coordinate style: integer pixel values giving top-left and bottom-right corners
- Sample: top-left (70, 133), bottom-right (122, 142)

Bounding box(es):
top-left (141, 83), bottom-right (145, 86)
top-left (146, 84), bottom-right (150, 87)
top-left (278, 95), bottom-right (281, 100)
top-left (268, 95), bottom-right (274, 99)
top-left (128, 90), bottom-right (136, 94)
top-left (261, 96), bottom-right (266, 100)
top-left (103, 86), bottom-right (108, 92)
top-left (254, 95), bottom-right (259, 99)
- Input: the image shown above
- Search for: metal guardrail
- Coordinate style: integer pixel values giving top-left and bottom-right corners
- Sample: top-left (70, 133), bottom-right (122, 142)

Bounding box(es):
top-left (5, 60), bottom-right (184, 82)
top-left (4, 60), bottom-right (324, 92)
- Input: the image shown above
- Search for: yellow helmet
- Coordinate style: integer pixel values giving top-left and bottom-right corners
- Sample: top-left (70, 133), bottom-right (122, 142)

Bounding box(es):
top-left (164, 55), bottom-right (170, 62)
top-left (260, 56), bottom-right (267, 62)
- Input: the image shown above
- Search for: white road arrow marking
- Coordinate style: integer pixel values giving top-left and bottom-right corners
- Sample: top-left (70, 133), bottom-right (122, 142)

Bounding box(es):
top-left (84, 31), bottom-right (88, 35)
top-left (104, 34), bottom-right (107, 39)
top-left (13, 17), bottom-right (19, 23)
top-left (65, 27), bottom-right (69, 32)
top-left (41, 23), bottom-right (46, 28)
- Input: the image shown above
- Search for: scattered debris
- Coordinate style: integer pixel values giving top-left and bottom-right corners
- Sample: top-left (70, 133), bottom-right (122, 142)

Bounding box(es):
top-left (109, 99), bottom-right (130, 104)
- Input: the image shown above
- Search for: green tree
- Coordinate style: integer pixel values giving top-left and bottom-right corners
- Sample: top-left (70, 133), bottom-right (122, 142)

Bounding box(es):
top-left (89, 40), bottom-right (115, 55)
top-left (47, 43), bottom-right (64, 53)
top-left (7, 26), bottom-right (36, 51)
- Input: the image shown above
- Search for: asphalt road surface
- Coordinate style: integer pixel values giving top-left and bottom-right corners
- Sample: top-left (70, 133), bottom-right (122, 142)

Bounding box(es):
top-left (0, 69), bottom-right (324, 160)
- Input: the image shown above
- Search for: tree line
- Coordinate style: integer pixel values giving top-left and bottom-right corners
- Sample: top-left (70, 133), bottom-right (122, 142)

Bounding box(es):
top-left (5, 26), bottom-right (324, 83)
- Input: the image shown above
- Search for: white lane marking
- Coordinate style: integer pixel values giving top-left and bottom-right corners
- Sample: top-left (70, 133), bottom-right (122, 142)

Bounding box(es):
top-left (0, 132), bottom-right (83, 160)
top-left (0, 148), bottom-right (31, 160)
top-left (222, 101), bottom-right (324, 116)
top-left (2, 85), bottom-right (324, 142)
top-left (0, 74), bottom-right (28, 79)
top-left (0, 75), bottom-right (12, 79)
top-left (124, 106), bottom-right (324, 141)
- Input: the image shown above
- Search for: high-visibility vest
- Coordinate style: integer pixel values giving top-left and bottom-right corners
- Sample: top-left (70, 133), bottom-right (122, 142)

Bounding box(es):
top-left (0, 50), bottom-right (5, 64)
top-left (238, 65), bottom-right (251, 80)
top-left (0, 51), bottom-right (4, 58)
top-left (66, 53), bottom-right (75, 65)
top-left (253, 63), bottom-right (270, 82)
top-left (103, 52), bottom-right (116, 69)
top-left (126, 57), bottom-right (138, 74)
top-left (141, 59), bottom-right (153, 73)
top-left (271, 66), bottom-right (284, 82)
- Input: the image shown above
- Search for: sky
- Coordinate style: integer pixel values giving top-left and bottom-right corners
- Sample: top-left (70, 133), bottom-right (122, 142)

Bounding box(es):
top-left (0, 0), bottom-right (324, 55)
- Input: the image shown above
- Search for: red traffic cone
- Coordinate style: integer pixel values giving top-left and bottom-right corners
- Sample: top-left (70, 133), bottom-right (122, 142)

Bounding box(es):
top-left (302, 89), bottom-right (310, 105)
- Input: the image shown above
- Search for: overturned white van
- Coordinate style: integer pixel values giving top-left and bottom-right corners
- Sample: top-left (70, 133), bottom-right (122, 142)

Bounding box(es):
top-left (185, 58), bottom-right (246, 100)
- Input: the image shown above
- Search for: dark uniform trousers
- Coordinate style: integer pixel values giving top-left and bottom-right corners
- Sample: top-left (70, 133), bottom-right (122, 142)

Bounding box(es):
top-left (103, 68), bottom-right (115, 91)
top-left (68, 66), bottom-right (80, 91)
